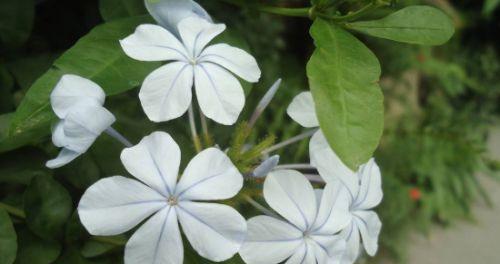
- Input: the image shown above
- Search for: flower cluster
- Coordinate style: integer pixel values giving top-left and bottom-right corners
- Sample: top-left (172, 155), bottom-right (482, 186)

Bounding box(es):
top-left (44, 1), bottom-right (383, 263)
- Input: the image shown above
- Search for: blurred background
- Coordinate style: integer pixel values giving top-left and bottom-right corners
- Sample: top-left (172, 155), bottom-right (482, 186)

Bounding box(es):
top-left (0, 0), bottom-right (499, 263)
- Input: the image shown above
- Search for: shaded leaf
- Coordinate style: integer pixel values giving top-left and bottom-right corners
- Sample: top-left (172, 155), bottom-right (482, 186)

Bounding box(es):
top-left (0, 0), bottom-right (35, 48)
top-left (99, 0), bottom-right (147, 21)
top-left (0, 208), bottom-right (17, 264)
top-left (307, 19), bottom-right (384, 169)
top-left (24, 175), bottom-right (72, 239)
top-left (347, 6), bottom-right (454, 46)
top-left (0, 147), bottom-right (51, 185)
top-left (14, 228), bottom-right (60, 264)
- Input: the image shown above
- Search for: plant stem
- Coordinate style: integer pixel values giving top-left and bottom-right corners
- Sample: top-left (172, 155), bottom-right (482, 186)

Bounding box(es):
top-left (244, 195), bottom-right (280, 218)
top-left (0, 202), bottom-right (25, 218)
top-left (188, 104), bottom-right (202, 153)
top-left (105, 127), bottom-right (133, 148)
top-left (261, 129), bottom-right (318, 155)
top-left (319, 0), bottom-right (389, 22)
top-left (274, 164), bottom-right (316, 170)
top-left (218, 0), bottom-right (311, 17)
top-left (304, 174), bottom-right (325, 183)
top-left (199, 112), bottom-right (213, 147)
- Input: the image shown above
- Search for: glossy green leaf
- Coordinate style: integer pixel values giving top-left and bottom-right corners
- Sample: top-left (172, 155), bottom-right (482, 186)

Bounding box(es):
top-left (0, 0), bottom-right (35, 48)
top-left (24, 175), bottom-right (73, 239)
top-left (0, 208), bottom-right (17, 264)
top-left (346, 6), bottom-right (455, 46)
top-left (307, 19), bottom-right (384, 169)
top-left (99, 0), bottom-right (147, 21)
top-left (14, 228), bottom-right (60, 264)
top-left (81, 241), bottom-right (117, 258)
top-left (0, 113), bottom-right (49, 153)
top-left (7, 15), bottom-right (160, 152)
top-left (483, 0), bottom-right (500, 17)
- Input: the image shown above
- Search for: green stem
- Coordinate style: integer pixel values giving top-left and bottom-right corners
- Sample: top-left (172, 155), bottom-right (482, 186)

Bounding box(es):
top-left (218, 0), bottom-right (311, 17)
top-left (0, 202), bottom-right (26, 218)
top-left (320, 0), bottom-right (388, 22)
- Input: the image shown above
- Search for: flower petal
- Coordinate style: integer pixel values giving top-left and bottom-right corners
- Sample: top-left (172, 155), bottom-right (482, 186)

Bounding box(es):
top-left (51, 121), bottom-right (66, 148)
top-left (264, 170), bottom-right (317, 231)
top-left (63, 101), bottom-right (116, 153)
top-left (311, 235), bottom-right (346, 263)
top-left (239, 215), bottom-right (303, 264)
top-left (139, 62), bottom-right (193, 122)
top-left (78, 176), bottom-right (166, 236)
top-left (175, 148), bottom-right (242, 200)
top-left (125, 206), bottom-right (183, 264)
top-left (45, 148), bottom-right (80, 169)
top-left (354, 211), bottom-right (382, 256)
top-left (310, 131), bottom-right (359, 199)
top-left (311, 181), bottom-right (352, 234)
top-left (339, 222), bottom-right (361, 264)
top-left (287, 92), bottom-right (319, 128)
top-left (178, 16), bottom-right (225, 57)
top-left (121, 132), bottom-right (181, 197)
top-left (145, 0), bottom-right (212, 35)
top-left (120, 24), bottom-right (188, 62)
top-left (194, 63), bottom-right (245, 125)
top-left (50, 74), bottom-right (105, 118)
top-left (353, 159), bottom-right (383, 210)
top-left (177, 201), bottom-right (246, 262)
top-left (199, 44), bottom-right (261, 82)
top-left (252, 155), bottom-right (280, 178)
top-left (285, 243), bottom-right (315, 264)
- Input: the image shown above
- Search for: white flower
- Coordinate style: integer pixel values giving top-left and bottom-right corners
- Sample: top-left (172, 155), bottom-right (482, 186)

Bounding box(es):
top-left (240, 170), bottom-right (351, 264)
top-left (46, 74), bottom-right (115, 169)
top-left (288, 91), bottom-right (384, 263)
top-left (287, 91), bottom-right (329, 151)
top-left (311, 139), bottom-right (383, 264)
top-left (78, 131), bottom-right (247, 264)
top-left (120, 16), bottom-right (261, 125)
top-left (144, 0), bottom-right (212, 35)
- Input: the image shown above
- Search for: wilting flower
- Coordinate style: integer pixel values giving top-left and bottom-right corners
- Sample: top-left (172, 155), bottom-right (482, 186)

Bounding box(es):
top-left (120, 16), bottom-right (261, 125)
top-left (311, 140), bottom-right (383, 264)
top-left (240, 170), bottom-right (351, 264)
top-left (46, 74), bottom-right (115, 168)
top-left (144, 0), bottom-right (212, 35)
top-left (78, 132), bottom-right (247, 264)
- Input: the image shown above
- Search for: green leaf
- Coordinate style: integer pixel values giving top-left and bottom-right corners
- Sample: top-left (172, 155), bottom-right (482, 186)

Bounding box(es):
top-left (483, 0), bottom-right (500, 17)
top-left (0, 208), bottom-right (17, 264)
top-left (346, 6), bottom-right (455, 46)
top-left (14, 228), bottom-right (60, 264)
top-left (7, 15), bottom-right (160, 152)
top-left (24, 175), bottom-right (73, 239)
top-left (0, 113), bottom-right (50, 153)
top-left (307, 19), bottom-right (384, 169)
top-left (81, 241), bottom-right (117, 258)
top-left (0, 0), bottom-right (35, 48)
top-left (0, 147), bottom-right (51, 185)
top-left (99, 0), bottom-right (147, 21)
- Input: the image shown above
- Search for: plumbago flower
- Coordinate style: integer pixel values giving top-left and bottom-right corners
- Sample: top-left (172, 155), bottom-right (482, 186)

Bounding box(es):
top-left (120, 16), bottom-right (261, 125)
top-left (311, 137), bottom-right (383, 264)
top-left (240, 170), bottom-right (351, 264)
top-left (78, 132), bottom-right (247, 264)
top-left (46, 74), bottom-right (115, 168)
top-left (288, 91), bottom-right (384, 263)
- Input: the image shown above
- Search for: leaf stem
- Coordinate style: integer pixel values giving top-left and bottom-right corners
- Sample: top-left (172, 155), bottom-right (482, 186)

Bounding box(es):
top-left (218, 0), bottom-right (311, 17)
top-left (261, 129), bottom-right (318, 155)
top-left (319, 0), bottom-right (389, 22)
top-left (188, 104), bottom-right (202, 153)
top-left (199, 112), bottom-right (213, 147)
top-left (0, 202), bottom-right (26, 218)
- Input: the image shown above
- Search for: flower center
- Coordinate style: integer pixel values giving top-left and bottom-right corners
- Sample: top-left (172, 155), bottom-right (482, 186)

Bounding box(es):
top-left (302, 230), bottom-right (311, 238)
top-left (167, 196), bottom-right (178, 206)
top-left (189, 58), bottom-right (197, 65)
